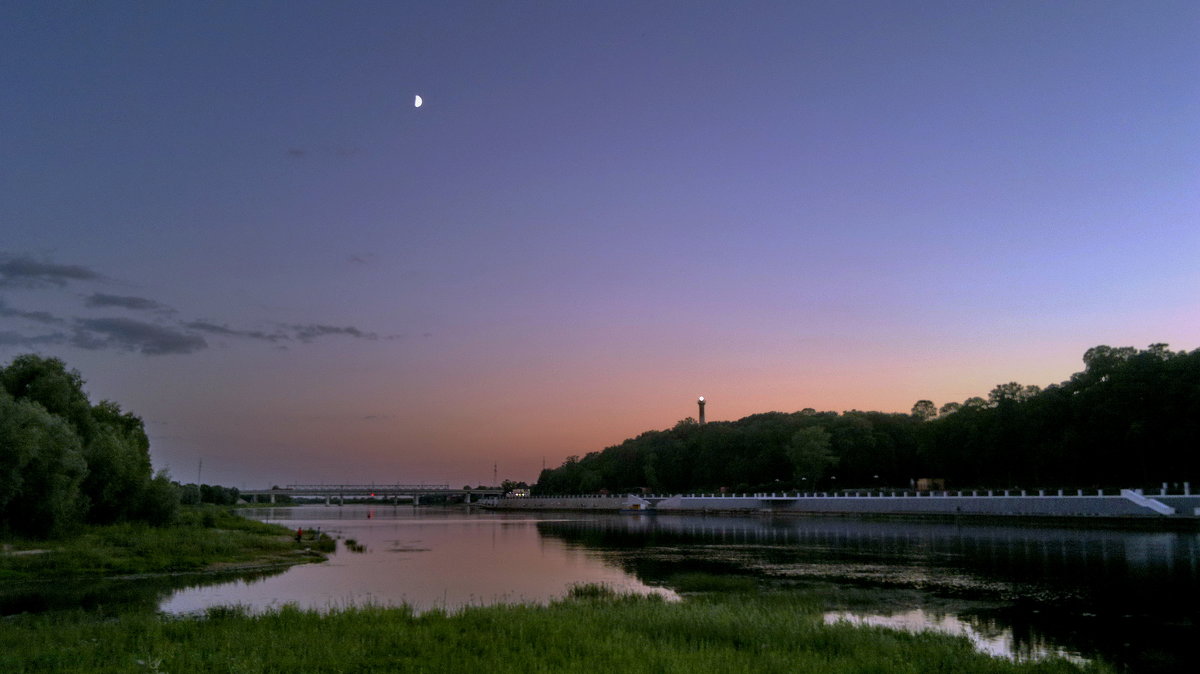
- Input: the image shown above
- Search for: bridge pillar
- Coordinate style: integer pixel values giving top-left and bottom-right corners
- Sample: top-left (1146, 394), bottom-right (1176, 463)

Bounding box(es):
top-left (339, 494), bottom-right (344, 506)
top-left (325, 496), bottom-right (330, 506)
top-left (270, 493), bottom-right (276, 504)
top-left (413, 495), bottom-right (420, 506)
top-left (464, 492), bottom-right (472, 504)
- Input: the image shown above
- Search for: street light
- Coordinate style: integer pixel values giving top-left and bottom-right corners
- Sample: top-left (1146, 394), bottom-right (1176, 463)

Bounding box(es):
top-left (698, 396), bottom-right (706, 425)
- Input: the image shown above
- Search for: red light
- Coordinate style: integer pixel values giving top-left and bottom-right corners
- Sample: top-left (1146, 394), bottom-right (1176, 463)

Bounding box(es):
top-left (370, 493), bottom-right (375, 497)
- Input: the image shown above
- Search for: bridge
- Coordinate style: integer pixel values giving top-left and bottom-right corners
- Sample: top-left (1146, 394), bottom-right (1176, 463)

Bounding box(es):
top-left (240, 484), bottom-right (505, 505)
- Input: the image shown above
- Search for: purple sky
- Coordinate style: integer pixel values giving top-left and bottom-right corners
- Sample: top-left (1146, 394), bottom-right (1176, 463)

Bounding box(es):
top-left (2, 1), bottom-right (1197, 488)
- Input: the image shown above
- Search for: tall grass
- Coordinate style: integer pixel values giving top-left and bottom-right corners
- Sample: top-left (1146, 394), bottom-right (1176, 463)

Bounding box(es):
top-left (0, 591), bottom-right (1109, 673)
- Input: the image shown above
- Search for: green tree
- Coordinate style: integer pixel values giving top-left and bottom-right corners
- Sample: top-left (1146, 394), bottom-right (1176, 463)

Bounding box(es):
top-left (136, 470), bottom-right (180, 525)
top-left (0, 389), bottom-right (88, 536)
top-left (786, 426), bottom-right (834, 487)
top-left (81, 401), bottom-right (153, 523)
top-left (1, 354), bottom-right (178, 531)
top-left (911, 400), bottom-right (937, 421)
top-left (0, 354), bottom-right (96, 441)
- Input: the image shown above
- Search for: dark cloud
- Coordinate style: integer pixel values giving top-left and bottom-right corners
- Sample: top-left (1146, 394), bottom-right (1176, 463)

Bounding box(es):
top-left (287, 148), bottom-right (307, 158)
top-left (84, 293), bottom-right (175, 314)
top-left (287, 323), bottom-right (379, 342)
top-left (0, 330), bottom-right (68, 347)
top-left (72, 317), bottom-right (207, 355)
top-left (0, 255), bottom-right (104, 288)
top-left (183, 320), bottom-right (288, 343)
top-left (0, 299), bottom-right (66, 325)
top-left (1, 253), bottom-right (397, 355)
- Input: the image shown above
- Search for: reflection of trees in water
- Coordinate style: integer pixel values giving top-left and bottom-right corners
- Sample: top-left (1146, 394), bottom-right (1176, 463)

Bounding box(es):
top-left (539, 515), bottom-right (1198, 600)
top-left (0, 568), bottom-right (287, 616)
top-left (537, 514), bottom-right (1198, 674)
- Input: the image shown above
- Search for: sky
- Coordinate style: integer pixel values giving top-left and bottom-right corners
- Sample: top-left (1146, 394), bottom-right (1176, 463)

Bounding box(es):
top-left (2, 1), bottom-right (1197, 489)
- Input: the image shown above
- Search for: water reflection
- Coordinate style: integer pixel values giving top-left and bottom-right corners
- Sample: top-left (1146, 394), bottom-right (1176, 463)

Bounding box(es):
top-left (824, 609), bottom-right (1086, 664)
top-left (159, 507), bottom-right (674, 615)
top-left (0, 568), bottom-right (287, 616)
top-left (536, 513), bottom-right (1198, 674)
top-left (537, 514), bottom-right (1199, 600)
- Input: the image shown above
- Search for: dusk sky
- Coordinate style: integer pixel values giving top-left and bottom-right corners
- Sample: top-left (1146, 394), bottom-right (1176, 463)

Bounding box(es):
top-left (2, 2), bottom-right (1197, 489)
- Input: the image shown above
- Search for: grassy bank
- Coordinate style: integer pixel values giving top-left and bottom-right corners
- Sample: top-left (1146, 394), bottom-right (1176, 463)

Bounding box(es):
top-left (0, 587), bottom-right (1107, 673)
top-left (0, 506), bottom-right (326, 580)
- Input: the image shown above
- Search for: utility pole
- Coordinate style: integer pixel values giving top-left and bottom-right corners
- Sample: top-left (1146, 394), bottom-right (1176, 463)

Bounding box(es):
top-left (493, 462), bottom-right (497, 487)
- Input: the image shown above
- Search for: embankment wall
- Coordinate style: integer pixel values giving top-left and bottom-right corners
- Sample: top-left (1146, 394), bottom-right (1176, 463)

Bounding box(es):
top-left (487, 492), bottom-right (1200, 519)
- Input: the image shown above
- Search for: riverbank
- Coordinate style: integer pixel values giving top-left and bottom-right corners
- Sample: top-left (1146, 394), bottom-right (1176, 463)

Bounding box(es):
top-left (484, 490), bottom-right (1200, 526)
top-left (0, 506), bottom-right (327, 581)
top-left (0, 585), bottom-right (1108, 673)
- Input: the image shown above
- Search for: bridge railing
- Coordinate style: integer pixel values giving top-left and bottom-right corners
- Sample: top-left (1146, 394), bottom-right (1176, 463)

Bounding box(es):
top-left (284, 484), bottom-right (453, 491)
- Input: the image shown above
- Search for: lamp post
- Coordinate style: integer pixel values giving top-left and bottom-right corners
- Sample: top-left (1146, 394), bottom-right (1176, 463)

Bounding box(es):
top-left (698, 396), bottom-right (706, 425)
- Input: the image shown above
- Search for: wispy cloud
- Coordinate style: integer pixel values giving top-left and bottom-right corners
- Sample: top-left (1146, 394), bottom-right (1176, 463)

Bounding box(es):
top-left (72, 318), bottom-right (207, 355)
top-left (0, 255), bottom-right (104, 288)
top-left (0, 330), bottom-right (68, 347)
top-left (84, 293), bottom-right (175, 314)
top-left (183, 320), bottom-right (288, 343)
top-left (0, 299), bottom-right (67, 325)
top-left (1, 252), bottom-right (401, 357)
top-left (287, 324), bottom-right (380, 342)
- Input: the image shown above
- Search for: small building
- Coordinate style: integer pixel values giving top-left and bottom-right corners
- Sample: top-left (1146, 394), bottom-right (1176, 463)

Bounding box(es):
top-left (915, 478), bottom-right (946, 491)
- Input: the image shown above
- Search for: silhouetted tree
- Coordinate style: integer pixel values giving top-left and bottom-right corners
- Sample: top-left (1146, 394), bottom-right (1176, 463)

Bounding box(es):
top-left (0, 354), bottom-right (179, 536)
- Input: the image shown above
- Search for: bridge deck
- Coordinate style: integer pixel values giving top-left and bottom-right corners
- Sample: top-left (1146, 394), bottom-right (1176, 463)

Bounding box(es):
top-left (241, 484), bottom-right (503, 496)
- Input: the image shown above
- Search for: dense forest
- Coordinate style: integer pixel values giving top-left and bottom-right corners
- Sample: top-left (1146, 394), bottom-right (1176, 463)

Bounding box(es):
top-left (534, 345), bottom-right (1200, 495)
top-left (0, 355), bottom-right (178, 537)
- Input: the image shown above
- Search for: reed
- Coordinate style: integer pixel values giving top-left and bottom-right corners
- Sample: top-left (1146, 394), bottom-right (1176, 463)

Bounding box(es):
top-left (0, 590), bottom-right (1109, 673)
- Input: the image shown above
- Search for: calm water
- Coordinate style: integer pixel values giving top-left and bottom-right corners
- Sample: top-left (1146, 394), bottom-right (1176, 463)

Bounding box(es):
top-left (6, 506), bottom-right (1197, 673)
top-left (161, 508), bottom-right (676, 613)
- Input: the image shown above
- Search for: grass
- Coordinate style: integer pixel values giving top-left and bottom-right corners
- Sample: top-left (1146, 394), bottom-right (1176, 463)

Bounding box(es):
top-left (0, 506), bottom-right (324, 580)
top-left (0, 589), bottom-right (1110, 673)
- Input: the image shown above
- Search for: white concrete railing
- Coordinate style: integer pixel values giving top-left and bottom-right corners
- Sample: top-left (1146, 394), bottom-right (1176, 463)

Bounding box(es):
top-left (514, 483), bottom-right (1193, 501)
top-left (1121, 489), bottom-right (1175, 515)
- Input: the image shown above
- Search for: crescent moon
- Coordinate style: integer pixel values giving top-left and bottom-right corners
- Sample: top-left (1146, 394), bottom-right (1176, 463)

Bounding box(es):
top-left (414, 95), bottom-right (423, 108)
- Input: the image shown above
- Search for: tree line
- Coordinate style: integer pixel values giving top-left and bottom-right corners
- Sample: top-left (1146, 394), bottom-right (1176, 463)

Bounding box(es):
top-left (534, 344), bottom-right (1200, 495)
top-left (177, 483), bottom-right (241, 506)
top-left (0, 354), bottom-right (178, 537)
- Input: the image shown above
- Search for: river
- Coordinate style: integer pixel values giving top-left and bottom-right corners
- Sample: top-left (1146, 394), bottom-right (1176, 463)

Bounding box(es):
top-left (8, 506), bottom-right (1199, 673)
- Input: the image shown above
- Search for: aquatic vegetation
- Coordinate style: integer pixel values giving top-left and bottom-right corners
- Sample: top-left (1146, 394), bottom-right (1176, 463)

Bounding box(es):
top-left (666, 571), bottom-right (758, 594)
